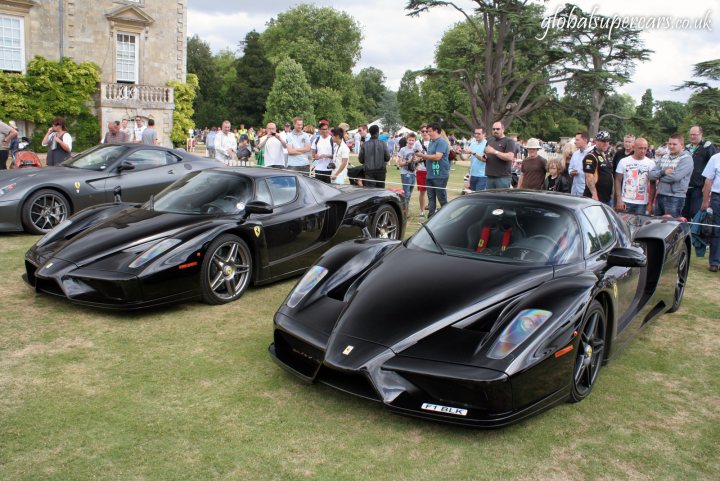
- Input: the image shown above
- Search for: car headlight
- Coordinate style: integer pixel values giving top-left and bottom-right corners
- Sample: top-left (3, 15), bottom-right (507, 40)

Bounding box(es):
top-left (128, 238), bottom-right (182, 269)
top-left (35, 219), bottom-right (73, 247)
top-left (287, 265), bottom-right (328, 308)
top-left (487, 309), bottom-right (552, 359)
top-left (0, 183), bottom-right (17, 196)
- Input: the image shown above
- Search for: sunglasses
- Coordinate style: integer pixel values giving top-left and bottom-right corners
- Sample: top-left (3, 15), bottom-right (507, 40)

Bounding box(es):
top-left (492, 128), bottom-right (501, 131)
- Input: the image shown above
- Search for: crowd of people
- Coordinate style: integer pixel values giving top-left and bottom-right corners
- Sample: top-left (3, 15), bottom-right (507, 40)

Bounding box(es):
top-left (102, 116), bottom-right (159, 146)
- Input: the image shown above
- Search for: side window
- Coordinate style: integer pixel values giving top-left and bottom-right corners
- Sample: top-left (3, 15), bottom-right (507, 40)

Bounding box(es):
top-left (580, 206), bottom-right (615, 256)
top-left (255, 180), bottom-right (272, 205)
top-left (165, 151), bottom-right (181, 164)
top-left (267, 176), bottom-right (298, 206)
top-left (125, 149), bottom-right (167, 170)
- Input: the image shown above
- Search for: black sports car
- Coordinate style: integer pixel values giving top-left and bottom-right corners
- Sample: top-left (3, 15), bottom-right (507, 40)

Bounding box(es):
top-left (270, 190), bottom-right (691, 427)
top-left (23, 167), bottom-right (405, 309)
top-left (0, 143), bottom-right (221, 234)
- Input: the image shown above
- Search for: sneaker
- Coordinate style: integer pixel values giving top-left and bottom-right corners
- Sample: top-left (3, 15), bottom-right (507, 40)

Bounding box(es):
top-left (418, 212), bottom-right (425, 218)
top-left (709, 265), bottom-right (719, 272)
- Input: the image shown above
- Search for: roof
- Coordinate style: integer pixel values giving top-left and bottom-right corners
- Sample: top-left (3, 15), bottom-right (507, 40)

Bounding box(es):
top-left (467, 189), bottom-right (600, 211)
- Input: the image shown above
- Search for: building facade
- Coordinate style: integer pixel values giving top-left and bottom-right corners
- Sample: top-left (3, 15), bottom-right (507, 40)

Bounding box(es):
top-left (0, 0), bottom-right (187, 146)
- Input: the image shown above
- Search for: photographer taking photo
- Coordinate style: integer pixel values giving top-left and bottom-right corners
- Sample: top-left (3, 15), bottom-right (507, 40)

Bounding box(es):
top-left (41, 117), bottom-right (72, 166)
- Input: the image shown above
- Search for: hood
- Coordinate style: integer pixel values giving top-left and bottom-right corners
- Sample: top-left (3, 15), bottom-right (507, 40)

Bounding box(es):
top-left (329, 247), bottom-right (553, 351)
top-left (46, 208), bottom-right (218, 265)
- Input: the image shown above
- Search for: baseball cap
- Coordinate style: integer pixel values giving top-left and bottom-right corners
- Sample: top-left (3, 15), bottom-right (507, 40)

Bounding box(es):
top-left (595, 131), bottom-right (610, 141)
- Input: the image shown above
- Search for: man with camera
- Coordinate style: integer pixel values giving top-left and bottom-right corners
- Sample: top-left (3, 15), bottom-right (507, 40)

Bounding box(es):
top-left (256, 122), bottom-right (287, 169)
top-left (397, 132), bottom-right (418, 209)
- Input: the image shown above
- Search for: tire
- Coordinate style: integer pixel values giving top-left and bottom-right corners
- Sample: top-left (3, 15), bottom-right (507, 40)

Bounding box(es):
top-left (22, 189), bottom-right (70, 235)
top-left (200, 234), bottom-right (252, 305)
top-left (569, 300), bottom-right (607, 403)
top-left (667, 243), bottom-right (689, 313)
top-left (370, 205), bottom-right (399, 239)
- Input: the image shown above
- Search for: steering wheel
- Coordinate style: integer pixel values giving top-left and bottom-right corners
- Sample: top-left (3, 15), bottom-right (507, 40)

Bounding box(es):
top-left (503, 245), bottom-right (550, 261)
top-left (201, 203), bottom-right (221, 214)
top-left (223, 195), bottom-right (240, 203)
top-left (529, 234), bottom-right (557, 245)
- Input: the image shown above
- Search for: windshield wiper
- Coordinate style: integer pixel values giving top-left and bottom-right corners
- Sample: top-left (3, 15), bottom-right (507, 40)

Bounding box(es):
top-left (419, 222), bottom-right (446, 255)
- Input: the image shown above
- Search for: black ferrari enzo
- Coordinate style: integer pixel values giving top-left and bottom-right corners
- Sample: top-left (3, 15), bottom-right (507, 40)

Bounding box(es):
top-left (0, 143), bottom-right (221, 234)
top-left (270, 190), bottom-right (691, 427)
top-left (23, 168), bottom-right (405, 309)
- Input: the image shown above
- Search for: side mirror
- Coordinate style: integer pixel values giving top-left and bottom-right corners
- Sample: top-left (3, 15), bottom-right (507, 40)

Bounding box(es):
top-left (118, 160), bottom-right (136, 172)
top-left (244, 200), bottom-right (273, 217)
top-left (351, 214), bottom-right (371, 238)
top-left (607, 246), bottom-right (647, 268)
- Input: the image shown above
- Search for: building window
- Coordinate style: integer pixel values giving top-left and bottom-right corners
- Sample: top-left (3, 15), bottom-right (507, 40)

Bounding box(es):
top-left (116, 32), bottom-right (138, 83)
top-left (0, 14), bottom-right (24, 72)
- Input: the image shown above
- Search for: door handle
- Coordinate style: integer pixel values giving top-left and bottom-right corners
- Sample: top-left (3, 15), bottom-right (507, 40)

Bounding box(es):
top-left (167, 169), bottom-right (174, 174)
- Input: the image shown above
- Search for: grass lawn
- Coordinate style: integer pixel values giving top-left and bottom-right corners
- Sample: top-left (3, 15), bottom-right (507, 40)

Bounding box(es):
top-left (1, 166), bottom-right (718, 480)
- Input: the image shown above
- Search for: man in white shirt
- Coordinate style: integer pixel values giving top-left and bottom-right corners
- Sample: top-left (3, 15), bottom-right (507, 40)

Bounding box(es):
top-left (312, 123), bottom-right (335, 183)
top-left (614, 137), bottom-right (656, 215)
top-left (279, 122), bottom-right (292, 166)
top-left (256, 122), bottom-right (287, 168)
top-left (331, 127), bottom-right (350, 184)
top-left (568, 131), bottom-right (593, 196)
top-left (214, 120), bottom-right (237, 165)
top-left (286, 117), bottom-right (311, 173)
top-left (132, 116), bottom-right (146, 143)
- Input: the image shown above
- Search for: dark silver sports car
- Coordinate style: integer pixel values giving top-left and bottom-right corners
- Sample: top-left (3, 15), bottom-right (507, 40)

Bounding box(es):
top-left (0, 143), bottom-right (221, 234)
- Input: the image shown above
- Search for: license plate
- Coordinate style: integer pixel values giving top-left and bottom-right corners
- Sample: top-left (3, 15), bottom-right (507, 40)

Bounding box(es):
top-left (421, 403), bottom-right (468, 417)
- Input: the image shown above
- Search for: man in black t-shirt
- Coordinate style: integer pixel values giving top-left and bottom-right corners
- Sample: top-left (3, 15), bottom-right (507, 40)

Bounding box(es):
top-left (484, 121), bottom-right (516, 189)
top-left (583, 131), bottom-right (613, 204)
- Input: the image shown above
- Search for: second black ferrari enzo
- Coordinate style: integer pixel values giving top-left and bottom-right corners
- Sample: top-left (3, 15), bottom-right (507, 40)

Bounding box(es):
top-left (23, 168), bottom-right (405, 309)
top-left (270, 190), bottom-right (691, 427)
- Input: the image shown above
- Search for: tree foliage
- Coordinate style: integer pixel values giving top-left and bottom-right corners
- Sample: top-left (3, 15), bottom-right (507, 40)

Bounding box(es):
top-left (653, 101), bottom-right (687, 140)
top-left (230, 31), bottom-right (274, 128)
top-left (397, 70), bottom-right (423, 129)
top-left (355, 67), bottom-right (387, 120)
top-left (378, 90), bottom-right (401, 134)
top-left (312, 87), bottom-right (345, 126)
top-left (406, 1), bottom-right (570, 132)
top-left (264, 58), bottom-right (314, 126)
top-left (187, 35), bottom-right (222, 127)
top-left (675, 58), bottom-right (720, 143)
top-left (168, 73), bottom-right (198, 147)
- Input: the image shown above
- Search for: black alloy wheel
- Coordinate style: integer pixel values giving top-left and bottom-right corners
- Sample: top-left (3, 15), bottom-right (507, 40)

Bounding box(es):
top-left (200, 234), bottom-right (252, 304)
top-left (569, 300), bottom-right (607, 403)
top-left (371, 205), bottom-right (399, 239)
top-left (22, 189), bottom-right (70, 235)
top-left (668, 244), bottom-right (689, 313)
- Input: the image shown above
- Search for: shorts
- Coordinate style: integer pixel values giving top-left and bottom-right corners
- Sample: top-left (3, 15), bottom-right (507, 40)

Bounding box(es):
top-left (416, 170), bottom-right (427, 192)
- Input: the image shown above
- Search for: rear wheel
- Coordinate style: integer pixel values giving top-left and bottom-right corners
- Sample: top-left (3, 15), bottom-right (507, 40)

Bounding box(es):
top-left (22, 189), bottom-right (70, 235)
top-left (371, 205), bottom-right (399, 239)
top-left (200, 234), bottom-right (252, 304)
top-left (569, 300), bottom-right (607, 403)
top-left (667, 244), bottom-right (689, 313)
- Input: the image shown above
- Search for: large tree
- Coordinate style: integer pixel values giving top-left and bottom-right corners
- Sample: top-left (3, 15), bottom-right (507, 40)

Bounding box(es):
top-left (555, 3), bottom-right (651, 137)
top-left (675, 59), bottom-right (720, 142)
top-left (230, 31), bottom-right (274, 128)
top-left (406, 0), bottom-right (570, 132)
top-left (355, 67), bottom-right (387, 121)
top-left (378, 90), bottom-right (401, 134)
top-left (653, 101), bottom-right (687, 139)
top-left (264, 58), bottom-right (314, 126)
top-left (187, 35), bottom-right (221, 128)
top-left (397, 70), bottom-right (423, 129)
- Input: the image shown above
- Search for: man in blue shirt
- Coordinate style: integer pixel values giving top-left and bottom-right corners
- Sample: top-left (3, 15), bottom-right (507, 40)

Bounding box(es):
top-left (701, 153), bottom-right (720, 272)
top-left (286, 116), bottom-right (312, 173)
top-left (415, 123), bottom-right (450, 217)
top-left (466, 127), bottom-right (487, 191)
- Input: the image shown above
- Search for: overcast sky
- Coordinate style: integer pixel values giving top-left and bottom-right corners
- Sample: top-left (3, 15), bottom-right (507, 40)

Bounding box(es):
top-left (186, 0), bottom-right (719, 104)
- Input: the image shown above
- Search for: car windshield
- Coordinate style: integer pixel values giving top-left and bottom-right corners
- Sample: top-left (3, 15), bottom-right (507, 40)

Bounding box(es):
top-left (152, 170), bottom-right (253, 215)
top-left (406, 196), bottom-right (582, 265)
top-left (62, 145), bottom-right (128, 171)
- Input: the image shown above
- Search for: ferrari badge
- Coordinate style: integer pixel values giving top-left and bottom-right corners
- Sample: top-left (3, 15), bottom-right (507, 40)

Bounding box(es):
top-left (254, 226), bottom-right (261, 237)
top-left (74, 181), bottom-right (80, 193)
top-left (342, 345), bottom-right (354, 356)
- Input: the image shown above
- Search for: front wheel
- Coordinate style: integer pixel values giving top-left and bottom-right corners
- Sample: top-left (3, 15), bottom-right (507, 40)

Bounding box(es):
top-left (371, 205), bottom-right (399, 239)
top-left (667, 244), bottom-right (689, 313)
top-left (200, 234), bottom-right (252, 305)
top-left (22, 189), bottom-right (70, 235)
top-left (569, 300), bottom-right (607, 403)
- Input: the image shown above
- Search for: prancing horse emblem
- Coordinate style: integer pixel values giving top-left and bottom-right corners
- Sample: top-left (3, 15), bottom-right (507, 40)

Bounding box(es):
top-left (254, 226), bottom-right (261, 237)
top-left (342, 345), bottom-right (354, 356)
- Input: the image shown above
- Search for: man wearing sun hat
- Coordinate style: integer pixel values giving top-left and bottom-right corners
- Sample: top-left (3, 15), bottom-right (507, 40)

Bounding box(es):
top-left (583, 131), bottom-right (614, 204)
top-left (517, 138), bottom-right (547, 190)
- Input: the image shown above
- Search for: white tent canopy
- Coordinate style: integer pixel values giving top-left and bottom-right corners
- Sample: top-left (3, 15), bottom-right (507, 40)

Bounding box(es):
top-left (347, 118), bottom-right (415, 136)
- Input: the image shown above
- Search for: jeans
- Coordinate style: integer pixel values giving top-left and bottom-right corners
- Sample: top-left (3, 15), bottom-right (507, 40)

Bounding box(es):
top-left (486, 176), bottom-right (511, 189)
top-left (624, 203), bottom-right (647, 215)
top-left (470, 176), bottom-right (487, 191)
top-left (710, 193), bottom-right (720, 266)
top-left (315, 170), bottom-right (332, 183)
top-left (654, 194), bottom-right (685, 217)
top-left (426, 177), bottom-right (448, 217)
top-left (400, 173), bottom-right (415, 209)
top-left (683, 186), bottom-right (704, 220)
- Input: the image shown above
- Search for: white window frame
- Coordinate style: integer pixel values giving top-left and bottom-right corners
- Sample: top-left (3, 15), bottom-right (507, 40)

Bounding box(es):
top-left (0, 14), bottom-right (25, 73)
top-left (116, 31), bottom-right (139, 84)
